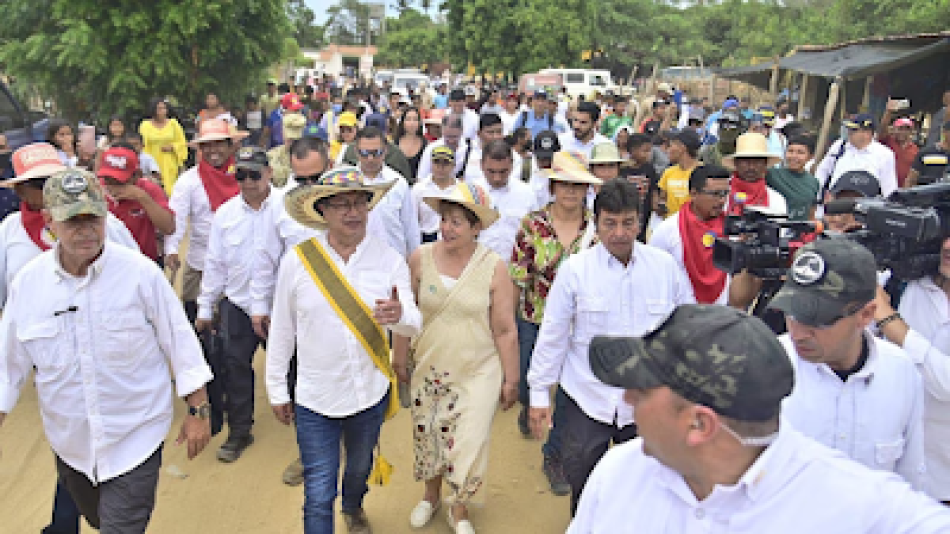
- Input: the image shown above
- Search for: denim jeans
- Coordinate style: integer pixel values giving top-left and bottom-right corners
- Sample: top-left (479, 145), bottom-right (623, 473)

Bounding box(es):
top-left (42, 481), bottom-right (80, 534)
top-left (295, 391), bottom-right (389, 534)
top-left (517, 316), bottom-right (567, 458)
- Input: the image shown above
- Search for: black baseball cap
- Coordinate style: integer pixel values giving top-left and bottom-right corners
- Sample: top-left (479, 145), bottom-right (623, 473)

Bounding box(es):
top-left (769, 238), bottom-right (877, 327)
top-left (674, 129), bottom-right (702, 152)
top-left (235, 146), bottom-right (269, 171)
top-left (829, 170), bottom-right (881, 198)
top-left (589, 304), bottom-right (793, 422)
top-left (533, 131), bottom-right (561, 158)
top-left (449, 89), bottom-right (466, 101)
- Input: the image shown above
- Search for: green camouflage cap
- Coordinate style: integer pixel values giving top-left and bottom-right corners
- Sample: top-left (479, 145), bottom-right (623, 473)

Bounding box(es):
top-left (43, 168), bottom-right (108, 222)
top-left (589, 304), bottom-right (793, 422)
top-left (768, 238), bottom-right (876, 327)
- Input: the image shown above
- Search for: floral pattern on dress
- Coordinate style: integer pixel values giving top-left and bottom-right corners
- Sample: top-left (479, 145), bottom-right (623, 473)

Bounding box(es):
top-left (412, 366), bottom-right (461, 480)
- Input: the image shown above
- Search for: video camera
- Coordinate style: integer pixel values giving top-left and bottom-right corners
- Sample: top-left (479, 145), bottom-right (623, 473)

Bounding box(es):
top-left (823, 182), bottom-right (950, 281)
top-left (713, 201), bottom-right (820, 280)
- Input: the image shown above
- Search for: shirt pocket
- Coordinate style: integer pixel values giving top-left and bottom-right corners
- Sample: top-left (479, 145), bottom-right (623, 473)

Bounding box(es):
top-left (98, 312), bottom-right (152, 370)
top-left (16, 318), bottom-right (65, 370)
top-left (643, 298), bottom-right (674, 330)
top-left (574, 296), bottom-right (608, 342)
top-left (875, 438), bottom-right (906, 469)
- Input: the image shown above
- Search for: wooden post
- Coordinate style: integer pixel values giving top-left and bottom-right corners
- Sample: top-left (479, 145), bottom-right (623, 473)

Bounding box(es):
top-left (769, 57), bottom-right (780, 100)
top-left (799, 73), bottom-right (811, 124)
top-left (816, 79), bottom-right (842, 164)
top-left (840, 78), bottom-right (848, 121)
top-left (861, 75), bottom-right (872, 112)
top-left (708, 74), bottom-right (717, 108)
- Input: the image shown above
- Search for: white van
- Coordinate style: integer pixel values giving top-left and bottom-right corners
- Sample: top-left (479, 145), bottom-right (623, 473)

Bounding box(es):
top-left (539, 68), bottom-right (622, 99)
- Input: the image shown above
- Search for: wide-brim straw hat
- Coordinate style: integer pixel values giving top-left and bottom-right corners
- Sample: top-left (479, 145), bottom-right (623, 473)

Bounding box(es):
top-left (283, 166), bottom-right (393, 230)
top-left (282, 113), bottom-right (308, 141)
top-left (588, 142), bottom-right (624, 165)
top-left (545, 151), bottom-right (603, 186)
top-left (423, 182), bottom-right (499, 228)
top-left (188, 118), bottom-right (250, 148)
top-left (2, 142), bottom-right (67, 187)
top-left (722, 132), bottom-right (782, 170)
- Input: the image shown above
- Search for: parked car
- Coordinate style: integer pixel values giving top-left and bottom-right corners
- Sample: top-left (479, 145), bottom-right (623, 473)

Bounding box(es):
top-left (0, 81), bottom-right (47, 150)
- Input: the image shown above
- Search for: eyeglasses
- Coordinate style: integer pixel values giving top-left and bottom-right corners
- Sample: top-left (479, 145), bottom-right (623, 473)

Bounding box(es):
top-left (322, 198), bottom-right (369, 212)
top-left (235, 169), bottom-right (263, 182)
top-left (699, 189), bottom-right (731, 198)
top-left (358, 148), bottom-right (385, 159)
top-left (432, 159), bottom-right (454, 166)
top-left (294, 172), bottom-right (324, 185)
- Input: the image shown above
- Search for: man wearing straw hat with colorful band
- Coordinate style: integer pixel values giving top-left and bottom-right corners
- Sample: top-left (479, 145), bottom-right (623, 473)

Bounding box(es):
top-left (266, 166), bottom-right (422, 534)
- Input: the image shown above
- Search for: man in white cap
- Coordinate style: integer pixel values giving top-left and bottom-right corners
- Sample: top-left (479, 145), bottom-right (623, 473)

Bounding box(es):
top-left (266, 166), bottom-right (421, 534)
top-left (0, 168), bottom-right (213, 533)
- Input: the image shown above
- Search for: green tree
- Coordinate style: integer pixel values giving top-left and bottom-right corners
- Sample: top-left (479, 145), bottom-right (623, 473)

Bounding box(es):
top-left (287, 0), bottom-right (325, 49)
top-left (376, 9), bottom-right (445, 68)
top-left (325, 0), bottom-right (373, 46)
top-left (0, 0), bottom-right (289, 121)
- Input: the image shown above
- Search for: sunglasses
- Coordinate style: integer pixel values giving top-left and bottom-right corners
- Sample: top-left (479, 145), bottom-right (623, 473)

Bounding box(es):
top-left (358, 148), bottom-right (385, 158)
top-left (235, 169), bottom-right (263, 182)
top-left (295, 171), bottom-right (324, 185)
top-left (699, 189), bottom-right (731, 198)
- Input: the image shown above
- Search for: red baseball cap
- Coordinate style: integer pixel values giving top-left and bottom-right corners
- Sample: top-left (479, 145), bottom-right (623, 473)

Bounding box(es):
top-left (8, 143), bottom-right (66, 184)
top-left (97, 147), bottom-right (139, 183)
top-left (281, 93), bottom-right (304, 111)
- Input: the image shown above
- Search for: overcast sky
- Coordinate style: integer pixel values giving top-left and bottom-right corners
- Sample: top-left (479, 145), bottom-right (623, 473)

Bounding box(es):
top-left (305, 0), bottom-right (399, 24)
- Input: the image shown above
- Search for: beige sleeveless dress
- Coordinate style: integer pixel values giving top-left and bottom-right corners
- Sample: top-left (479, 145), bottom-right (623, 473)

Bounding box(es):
top-left (410, 243), bottom-right (502, 505)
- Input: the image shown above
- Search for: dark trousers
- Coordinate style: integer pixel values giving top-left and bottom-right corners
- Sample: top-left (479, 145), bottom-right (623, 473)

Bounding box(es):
top-left (42, 481), bottom-right (80, 534)
top-left (184, 299), bottom-right (226, 436)
top-left (295, 391), bottom-right (389, 534)
top-left (55, 445), bottom-right (163, 533)
top-left (219, 298), bottom-right (265, 438)
top-left (561, 391), bottom-right (638, 516)
top-left (517, 317), bottom-right (567, 457)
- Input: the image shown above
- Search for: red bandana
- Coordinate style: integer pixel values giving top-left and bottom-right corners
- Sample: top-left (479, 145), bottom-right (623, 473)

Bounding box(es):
top-left (727, 173), bottom-right (769, 216)
top-left (678, 201), bottom-right (727, 304)
top-left (198, 157), bottom-right (239, 211)
top-left (20, 201), bottom-right (53, 251)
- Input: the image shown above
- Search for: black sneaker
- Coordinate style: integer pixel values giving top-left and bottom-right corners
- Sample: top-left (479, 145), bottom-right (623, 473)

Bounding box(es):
top-left (542, 454), bottom-right (571, 496)
top-left (343, 508), bottom-right (372, 534)
top-left (518, 406), bottom-right (532, 438)
top-left (216, 434), bottom-right (254, 463)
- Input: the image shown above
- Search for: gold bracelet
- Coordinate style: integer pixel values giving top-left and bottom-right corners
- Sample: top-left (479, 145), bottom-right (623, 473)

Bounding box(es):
top-left (877, 312), bottom-right (903, 330)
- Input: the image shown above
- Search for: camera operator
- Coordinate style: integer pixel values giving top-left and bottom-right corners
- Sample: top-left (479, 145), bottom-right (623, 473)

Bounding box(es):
top-left (874, 236), bottom-right (950, 503)
top-left (823, 170), bottom-right (882, 234)
top-left (907, 121), bottom-right (950, 188)
top-left (770, 239), bottom-right (926, 491)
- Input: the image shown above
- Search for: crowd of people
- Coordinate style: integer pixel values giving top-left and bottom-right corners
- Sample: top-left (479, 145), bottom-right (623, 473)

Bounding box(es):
top-left (1, 74), bottom-right (950, 534)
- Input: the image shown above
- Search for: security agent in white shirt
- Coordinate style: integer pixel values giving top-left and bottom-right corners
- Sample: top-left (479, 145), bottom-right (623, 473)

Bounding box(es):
top-left (416, 114), bottom-right (465, 183)
top-left (0, 169), bottom-right (213, 533)
top-left (410, 145), bottom-right (458, 242)
top-left (458, 113), bottom-right (524, 186)
top-left (875, 236), bottom-right (950, 502)
top-left (474, 140), bottom-right (538, 262)
top-left (572, 304), bottom-right (950, 534)
top-left (815, 113), bottom-right (898, 200)
top-left (196, 147), bottom-right (274, 464)
top-left (447, 88), bottom-right (479, 142)
top-left (355, 126), bottom-right (421, 259)
top-left (768, 239), bottom-right (927, 490)
top-left (265, 167), bottom-right (422, 533)
top-left (559, 101), bottom-right (610, 161)
top-left (528, 179), bottom-right (694, 514)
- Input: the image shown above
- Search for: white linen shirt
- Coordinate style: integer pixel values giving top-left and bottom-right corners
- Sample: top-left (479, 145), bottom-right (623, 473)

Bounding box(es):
top-left (569, 424), bottom-right (950, 534)
top-left (528, 243), bottom-right (694, 426)
top-left (249, 185), bottom-right (321, 317)
top-left (197, 189), bottom-right (276, 320)
top-left (780, 333), bottom-right (927, 491)
top-left (476, 178), bottom-right (538, 263)
top-left (815, 139), bottom-right (898, 198)
top-left (558, 132), bottom-right (610, 160)
top-left (648, 213), bottom-right (730, 305)
top-left (265, 234), bottom-right (421, 417)
top-left (166, 165), bottom-right (219, 271)
top-left (411, 176), bottom-right (458, 235)
top-left (0, 243), bottom-right (212, 484)
top-left (899, 278), bottom-right (950, 499)
top-left (0, 212), bottom-right (140, 306)
top-left (459, 143), bottom-right (523, 186)
top-left (363, 166), bottom-right (421, 259)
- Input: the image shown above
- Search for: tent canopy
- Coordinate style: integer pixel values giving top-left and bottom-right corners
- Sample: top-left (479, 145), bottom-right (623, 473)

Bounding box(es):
top-left (713, 63), bottom-right (777, 90)
top-left (780, 37), bottom-right (950, 79)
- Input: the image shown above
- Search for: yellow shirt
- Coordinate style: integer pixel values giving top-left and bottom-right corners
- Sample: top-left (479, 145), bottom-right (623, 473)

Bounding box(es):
top-left (658, 164), bottom-right (697, 216)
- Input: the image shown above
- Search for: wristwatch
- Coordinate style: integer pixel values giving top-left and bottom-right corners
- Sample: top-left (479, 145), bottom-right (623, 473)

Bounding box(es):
top-left (188, 402), bottom-right (212, 420)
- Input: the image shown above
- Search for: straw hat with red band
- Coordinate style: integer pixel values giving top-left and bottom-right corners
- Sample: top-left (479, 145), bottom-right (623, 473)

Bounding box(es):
top-left (283, 166), bottom-right (394, 230)
top-left (97, 147), bottom-right (139, 183)
top-left (423, 182), bottom-right (499, 228)
top-left (2, 143), bottom-right (67, 187)
top-left (188, 118), bottom-right (250, 148)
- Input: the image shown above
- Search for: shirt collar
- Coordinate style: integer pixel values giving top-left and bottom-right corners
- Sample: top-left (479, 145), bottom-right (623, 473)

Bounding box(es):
top-left (814, 331), bottom-right (880, 382)
top-left (53, 240), bottom-right (109, 281)
top-left (596, 241), bottom-right (636, 269)
top-left (240, 186), bottom-right (273, 212)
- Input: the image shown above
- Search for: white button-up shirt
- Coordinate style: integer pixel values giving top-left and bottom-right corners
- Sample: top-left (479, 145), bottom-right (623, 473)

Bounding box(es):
top-left (780, 333), bottom-right (927, 491)
top-left (528, 243), bottom-right (694, 426)
top-left (476, 178), bottom-right (538, 262)
top-left (249, 185), bottom-right (322, 317)
top-left (363, 166), bottom-right (421, 259)
top-left (899, 278), bottom-right (950, 500)
top-left (569, 423), bottom-right (950, 533)
top-left (459, 142), bottom-right (524, 186)
top-left (166, 166), bottom-right (220, 271)
top-left (558, 132), bottom-right (610, 161)
top-left (648, 213), bottom-right (730, 305)
top-left (0, 243), bottom-right (212, 484)
top-left (265, 233), bottom-right (421, 417)
top-left (815, 139), bottom-right (898, 198)
top-left (411, 176), bottom-right (458, 235)
top-left (197, 189), bottom-right (275, 320)
top-left (0, 212), bottom-right (140, 306)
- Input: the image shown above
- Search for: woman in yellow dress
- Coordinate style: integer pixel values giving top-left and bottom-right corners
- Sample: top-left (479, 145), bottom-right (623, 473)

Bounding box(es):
top-left (139, 98), bottom-right (188, 193)
top-left (394, 184), bottom-right (519, 534)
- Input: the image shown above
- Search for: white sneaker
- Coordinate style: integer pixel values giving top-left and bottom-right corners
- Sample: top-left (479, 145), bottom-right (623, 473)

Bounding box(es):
top-left (446, 507), bottom-right (476, 534)
top-left (409, 500), bottom-right (439, 528)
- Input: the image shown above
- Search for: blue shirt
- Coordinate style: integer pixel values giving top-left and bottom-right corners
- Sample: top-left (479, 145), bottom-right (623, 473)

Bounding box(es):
top-left (516, 111), bottom-right (568, 140)
top-left (267, 109), bottom-right (283, 148)
top-left (433, 95), bottom-right (449, 110)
